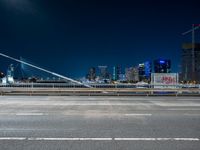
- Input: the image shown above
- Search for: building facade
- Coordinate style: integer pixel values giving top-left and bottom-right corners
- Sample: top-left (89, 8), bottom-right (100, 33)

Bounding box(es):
top-left (125, 67), bottom-right (139, 82)
top-left (138, 61), bottom-right (151, 81)
top-left (98, 66), bottom-right (110, 80)
top-left (86, 67), bottom-right (96, 81)
top-left (154, 59), bottom-right (171, 73)
top-left (181, 43), bottom-right (200, 82)
top-left (112, 66), bottom-right (121, 81)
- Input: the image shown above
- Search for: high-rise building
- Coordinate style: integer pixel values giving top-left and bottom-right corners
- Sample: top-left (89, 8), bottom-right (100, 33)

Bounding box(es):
top-left (138, 61), bottom-right (152, 81)
top-left (86, 67), bottom-right (96, 81)
top-left (6, 64), bottom-right (14, 83)
top-left (125, 67), bottom-right (139, 82)
top-left (112, 66), bottom-right (121, 81)
top-left (144, 61), bottom-right (152, 79)
top-left (98, 66), bottom-right (110, 80)
top-left (154, 59), bottom-right (171, 73)
top-left (181, 43), bottom-right (200, 82)
top-left (7, 64), bottom-right (14, 77)
top-left (138, 63), bottom-right (145, 81)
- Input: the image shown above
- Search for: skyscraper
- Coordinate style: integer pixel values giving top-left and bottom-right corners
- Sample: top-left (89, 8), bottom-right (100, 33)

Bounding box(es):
top-left (112, 66), bottom-right (121, 81)
top-left (144, 61), bottom-right (152, 80)
top-left (138, 61), bottom-right (152, 81)
top-left (125, 67), bottom-right (139, 82)
top-left (86, 67), bottom-right (96, 81)
top-left (181, 43), bottom-right (200, 82)
top-left (98, 66), bottom-right (110, 80)
top-left (7, 64), bottom-right (14, 77)
top-left (6, 64), bottom-right (14, 84)
top-left (154, 59), bottom-right (171, 73)
top-left (138, 63), bottom-right (145, 81)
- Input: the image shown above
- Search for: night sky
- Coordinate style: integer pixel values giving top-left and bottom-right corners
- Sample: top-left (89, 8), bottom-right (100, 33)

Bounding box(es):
top-left (0, 0), bottom-right (199, 78)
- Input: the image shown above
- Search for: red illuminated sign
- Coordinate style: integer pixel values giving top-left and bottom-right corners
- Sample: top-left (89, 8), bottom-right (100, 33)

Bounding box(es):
top-left (161, 76), bottom-right (176, 84)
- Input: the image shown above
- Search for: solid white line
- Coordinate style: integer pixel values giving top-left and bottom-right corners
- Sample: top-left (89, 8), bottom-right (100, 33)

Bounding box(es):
top-left (27, 138), bottom-right (112, 141)
top-left (0, 102), bottom-right (155, 106)
top-left (124, 114), bottom-right (152, 116)
top-left (114, 138), bottom-right (200, 141)
top-left (0, 137), bottom-right (198, 141)
top-left (15, 113), bottom-right (46, 116)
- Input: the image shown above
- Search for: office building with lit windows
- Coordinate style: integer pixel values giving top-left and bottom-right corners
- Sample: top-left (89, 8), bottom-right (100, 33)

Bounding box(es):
top-left (154, 59), bottom-right (171, 73)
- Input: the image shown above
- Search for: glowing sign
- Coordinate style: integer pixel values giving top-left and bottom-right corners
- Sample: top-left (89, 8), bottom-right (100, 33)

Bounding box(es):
top-left (161, 76), bottom-right (176, 84)
top-left (151, 73), bottom-right (178, 88)
top-left (159, 60), bottom-right (165, 64)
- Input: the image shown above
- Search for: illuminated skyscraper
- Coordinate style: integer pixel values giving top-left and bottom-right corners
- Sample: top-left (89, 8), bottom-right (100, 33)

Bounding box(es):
top-left (138, 61), bottom-right (152, 81)
top-left (138, 63), bottom-right (145, 81)
top-left (154, 59), bottom-right (171, 73)
top-left (112, 66), bottom-right (121, 81)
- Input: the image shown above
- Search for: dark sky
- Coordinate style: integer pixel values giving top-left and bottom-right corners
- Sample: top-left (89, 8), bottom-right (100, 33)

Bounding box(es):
top-left (0, 0), bottom-right (199, 78)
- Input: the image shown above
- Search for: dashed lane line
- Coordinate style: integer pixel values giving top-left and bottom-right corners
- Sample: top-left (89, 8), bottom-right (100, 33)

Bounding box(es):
top-left (124, 114), bottom-right (152, 116)
top-left (0, 137), bottom-right (26, 140)
top-left (15, 113), bottom-right (46, 116)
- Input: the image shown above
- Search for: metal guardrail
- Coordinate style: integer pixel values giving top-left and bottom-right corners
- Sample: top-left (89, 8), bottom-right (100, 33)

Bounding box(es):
top-left (0, 83), bottom-right (200, 96)
top-left (0, 83), bottom-right (200, 89)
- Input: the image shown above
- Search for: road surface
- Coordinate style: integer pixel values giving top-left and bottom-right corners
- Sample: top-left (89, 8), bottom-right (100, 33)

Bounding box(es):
top-left (0, 96), bottom-right (199, 150)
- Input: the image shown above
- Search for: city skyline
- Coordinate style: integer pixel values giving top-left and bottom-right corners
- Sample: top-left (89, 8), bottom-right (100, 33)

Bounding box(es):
top-left (0, 0), bottom-right (200, 78)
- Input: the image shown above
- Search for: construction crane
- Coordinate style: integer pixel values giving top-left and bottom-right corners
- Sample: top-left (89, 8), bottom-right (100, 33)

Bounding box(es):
top-left (0, 52), bottom-right (91, 88)
top-left (182, 24), bottom-right (200, 79)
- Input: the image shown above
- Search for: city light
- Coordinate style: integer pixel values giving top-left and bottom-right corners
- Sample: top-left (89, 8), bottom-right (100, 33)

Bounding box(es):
top-left (159, 60), bottom-right (165, 64)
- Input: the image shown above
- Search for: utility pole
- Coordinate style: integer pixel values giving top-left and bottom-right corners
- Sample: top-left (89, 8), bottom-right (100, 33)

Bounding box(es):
top-left (182, 24), bottom-right (200, 80)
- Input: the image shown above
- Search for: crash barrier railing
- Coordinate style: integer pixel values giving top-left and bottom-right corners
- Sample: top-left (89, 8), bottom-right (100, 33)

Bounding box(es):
top-left (0, 83), bottom-right (200, 96)
top-left (0, 83), bottom-right (200, 89)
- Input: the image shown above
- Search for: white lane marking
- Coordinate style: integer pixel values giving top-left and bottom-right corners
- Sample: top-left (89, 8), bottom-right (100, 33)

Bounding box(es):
top-left (0, 103), bottom-right (155, 106)
top-left (0, 137), bottom-right (198, 141)
top-left (124, 114), bottom-right (152, 116)
top-left (167, 109), bottom-right (200, 110)
top-left (28, 138), bottom-right (112, 141)
top-left (172, 138), bottom-right (200, 141)
top-left (114, 138), bottom-right (199, 141)
top-left (15, 113), bottom-right (46, 116)
top-left (155, 102), bottom-right (200, 107)
top-left (0, 137), bottom-right (26, 140)
top-left (184, 114), bottom-right (200, 116)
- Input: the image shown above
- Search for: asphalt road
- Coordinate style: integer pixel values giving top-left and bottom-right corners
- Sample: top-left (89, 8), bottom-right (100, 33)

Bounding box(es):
top-left (0, 96), bottom-right (200, 150)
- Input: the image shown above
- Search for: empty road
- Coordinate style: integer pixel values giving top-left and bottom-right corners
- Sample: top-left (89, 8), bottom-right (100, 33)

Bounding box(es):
top-left (0, 96), bottom-right (200, 150)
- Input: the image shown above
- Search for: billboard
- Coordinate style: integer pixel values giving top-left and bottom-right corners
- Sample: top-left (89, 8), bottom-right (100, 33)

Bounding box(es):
top-left (151, 73), bottom-right (178, 88)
